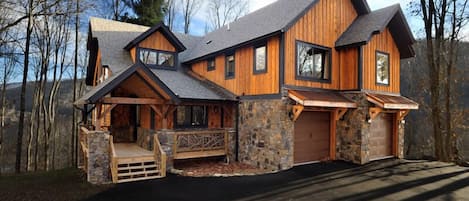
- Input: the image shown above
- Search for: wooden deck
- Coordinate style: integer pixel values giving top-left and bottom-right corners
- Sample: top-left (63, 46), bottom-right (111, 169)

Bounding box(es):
top-left (114, 143), bottom-right (154, 158)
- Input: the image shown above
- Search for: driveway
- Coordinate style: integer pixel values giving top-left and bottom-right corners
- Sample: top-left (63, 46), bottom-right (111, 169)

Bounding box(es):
top-left (85, 159), bottom-right (469, 201)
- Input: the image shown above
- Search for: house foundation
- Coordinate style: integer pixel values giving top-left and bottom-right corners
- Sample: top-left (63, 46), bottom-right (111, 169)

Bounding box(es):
top-left (336, 92), bottom-right (405, 164)
top-left (87, 131), bottom-right (112, 184)
top-left (238, 99), bottom-right (294, 171)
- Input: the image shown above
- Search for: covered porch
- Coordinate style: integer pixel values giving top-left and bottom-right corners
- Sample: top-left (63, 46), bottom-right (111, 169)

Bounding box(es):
top-left (75, 64), bottom-right (237, 184)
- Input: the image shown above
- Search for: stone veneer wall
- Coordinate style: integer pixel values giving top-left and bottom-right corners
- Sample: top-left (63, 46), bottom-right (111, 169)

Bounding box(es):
top-left (337, 92), bottom-right (405, 164)
top-left (238, 99), bottom-right (294, 171)
top-left (87, 131), bottom-right (111, 184)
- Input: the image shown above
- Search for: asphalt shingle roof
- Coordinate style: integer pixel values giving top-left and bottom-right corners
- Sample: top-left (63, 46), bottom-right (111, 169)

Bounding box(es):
top-left (183, 0), bottom-right (317, 62)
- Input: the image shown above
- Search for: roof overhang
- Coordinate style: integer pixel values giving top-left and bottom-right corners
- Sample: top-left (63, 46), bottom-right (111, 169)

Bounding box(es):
top-left (366, 93), bottom-right (419, 110)
top-left (124, 22), bottom-right (186, 52)
top-left (75, 63), bottom-right (180, 106)
top-left (288, 90), bottom-right (357, 108)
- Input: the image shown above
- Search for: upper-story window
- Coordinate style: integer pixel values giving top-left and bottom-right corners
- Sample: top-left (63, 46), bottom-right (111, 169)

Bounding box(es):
top-left (225, 54), bottom-right (235, 79)
top-left (296, 41), bottom-right (331, 82)
top-left (138, 48), bottom-right (175, 68)
top-left (376, 51), bottom-right (390, 85)
top-left (254, 44), bottom-right (267, 74)
top-left (207, 58), bottom-right (215, 71)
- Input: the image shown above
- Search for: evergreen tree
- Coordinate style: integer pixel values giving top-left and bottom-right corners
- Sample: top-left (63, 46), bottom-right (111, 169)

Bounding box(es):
top-left (123, 0), bottom-right (165, 26)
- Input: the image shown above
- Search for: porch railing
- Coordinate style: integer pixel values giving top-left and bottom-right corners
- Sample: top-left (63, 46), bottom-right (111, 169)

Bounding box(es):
top-left (153, 135), bottom-right (167, 177)
top-left (79, 127), bottom-right (90, 171)
top-left (172, 129), bottom-right (229, 160)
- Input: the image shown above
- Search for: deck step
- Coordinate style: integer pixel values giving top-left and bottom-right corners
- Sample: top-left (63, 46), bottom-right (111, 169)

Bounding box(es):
top-left (116, 175), bottom-right (165, 183)
top-left (117, 169), bottom-right (160, 177)
top-left (118, 164), bottom-right (157, 171)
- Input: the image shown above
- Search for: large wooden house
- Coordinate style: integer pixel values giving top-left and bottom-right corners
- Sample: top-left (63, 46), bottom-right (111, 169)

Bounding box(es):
top-left (76, 0), bottom-right (418, 184)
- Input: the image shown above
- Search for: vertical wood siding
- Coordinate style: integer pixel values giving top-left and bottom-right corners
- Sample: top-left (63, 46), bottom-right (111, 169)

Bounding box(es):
top-left (284, 0), bottom-right (357, 89)
top-left (191, 36), bottom-right (280, 96)
top-left (339, 47), bottom-right (358, 90)
top-left (138, 31), bottom-right (176, 52)
top-left (362, 28), bottom-right (400, 93)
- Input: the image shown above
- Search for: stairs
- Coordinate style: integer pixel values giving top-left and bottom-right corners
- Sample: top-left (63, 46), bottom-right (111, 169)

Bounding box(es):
top-left (113, 156), bottom-right (164, 183)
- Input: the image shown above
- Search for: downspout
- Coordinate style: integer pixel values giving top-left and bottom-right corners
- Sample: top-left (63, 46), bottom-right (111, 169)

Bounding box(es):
top-left (357, 46), bottom-right (363, 90)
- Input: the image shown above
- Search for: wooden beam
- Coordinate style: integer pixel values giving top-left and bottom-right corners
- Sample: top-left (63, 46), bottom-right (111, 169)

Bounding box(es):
top-left (397, 109), bottom-right (410, 121)
top-left (149, 105), bottom-right (163, 118)
top-left (335, 108), bottom-right (348, 121)
top-left (292, 105), bottom-right (304, 121)
top-left (101, 97), bottom-right (164, 105)
top-left (98, 104), bottom-right (117, 119)
top-left (369, 107), bottom-right (382, 122)
top-left (95, 103), bottom-right (102, 130)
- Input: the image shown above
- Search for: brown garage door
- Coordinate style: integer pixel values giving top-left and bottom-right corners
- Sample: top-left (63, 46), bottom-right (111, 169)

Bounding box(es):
top-left (294, 112), bottom-right (330, 164)
top-left (369, 113), bottom-right (393, 160)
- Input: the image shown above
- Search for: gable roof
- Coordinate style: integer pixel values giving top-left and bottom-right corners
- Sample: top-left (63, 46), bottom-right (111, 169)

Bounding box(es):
top-left (88, 17), bottom-right (148, 73)
top-left (182, 0), bottom-right (319, 62)
top-left (335, 4), bottom-right (415, 58)
top-left (77, 63), bottom-right (235, 105)
top-left (123, 22), bottom-right (186, 52)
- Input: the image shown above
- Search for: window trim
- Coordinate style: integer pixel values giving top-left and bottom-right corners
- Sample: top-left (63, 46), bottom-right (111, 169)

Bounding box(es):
top-left (207, 58), bottom-right (216, 71)
top-left (174, 105), bottom-right (209, 129)
top-left (136, 47), bottom-right (177, 70)
top-left (225, 52), bottom-right (235, 80)
top-left (253, 42), bottom-right (268, 74)
top-left (294, 40), bottom-right (332, 83)
top-left (375, 51), bottom-right (390, 86)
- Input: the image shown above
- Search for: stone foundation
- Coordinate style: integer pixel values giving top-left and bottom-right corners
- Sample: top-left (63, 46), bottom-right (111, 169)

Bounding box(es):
top-left (238, 99), bottom-right (294, 171)
top-left (337, 92), bottom-right (405, 164)
top-left (87, 131), bottom-right (111, 185)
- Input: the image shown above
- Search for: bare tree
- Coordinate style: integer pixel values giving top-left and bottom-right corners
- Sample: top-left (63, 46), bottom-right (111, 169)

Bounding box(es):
top-left (181, 0), bottom-right (201, 34)
top-left (413, 0), bottom-right (469, 162)
top-left (163, 0), bottom-right (177, 30)
top-left (207, 0), bottom-right (248, 31)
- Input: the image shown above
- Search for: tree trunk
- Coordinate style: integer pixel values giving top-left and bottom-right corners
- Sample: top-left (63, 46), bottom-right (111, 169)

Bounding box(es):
top-left (16, 0), bottom-right (34, 173)
top-left (72, 0), bottom-right (80, 168)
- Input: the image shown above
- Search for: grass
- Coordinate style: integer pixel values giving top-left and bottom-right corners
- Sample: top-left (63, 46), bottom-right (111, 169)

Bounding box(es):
top-left (0, 168), bottom-right (111, 201)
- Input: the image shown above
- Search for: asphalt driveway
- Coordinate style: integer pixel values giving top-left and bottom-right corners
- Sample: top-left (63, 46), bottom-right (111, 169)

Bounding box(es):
top-left (85, 159), bottom-right (469, 201)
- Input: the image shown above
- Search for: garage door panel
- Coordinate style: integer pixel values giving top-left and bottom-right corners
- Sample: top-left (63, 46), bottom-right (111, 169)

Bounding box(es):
top-left (294, 112), bottom-right (330, 164)
top-left (369, 113), bottom-right (393, 160)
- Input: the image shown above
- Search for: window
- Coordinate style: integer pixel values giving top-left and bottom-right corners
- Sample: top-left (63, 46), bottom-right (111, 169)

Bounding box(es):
top-left (225, 54), bottom-right (235, 79)
top-left (254, 45), bottom-right (267, 74)
top-left (158, 52), bottom-right (175, 67)
top-left (175, 106), bottom-right (208, 128)
top-left (207, 58), bottom-right (215, 71)
top-left (376, 51), bottom-right (390, 85)
top-left (138, 48), bottom-right (175, 68)
top-left (296, 41), bottom-right (331, 82)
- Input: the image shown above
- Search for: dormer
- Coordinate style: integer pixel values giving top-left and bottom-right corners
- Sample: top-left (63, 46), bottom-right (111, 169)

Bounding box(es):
top-left (124, 22), bottom-right (186, 70)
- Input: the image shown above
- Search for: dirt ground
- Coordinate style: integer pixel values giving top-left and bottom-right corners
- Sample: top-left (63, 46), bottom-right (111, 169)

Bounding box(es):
top-left (0, 159), bottom-right (468, 201)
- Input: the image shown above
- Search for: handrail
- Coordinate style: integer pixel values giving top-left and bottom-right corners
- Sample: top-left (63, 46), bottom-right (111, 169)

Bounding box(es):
top-left (173, 129), bottom-right (229, 159)
top-left (109, 135), bottom-right (118, 183)
top-left (153, 135), bottom-right (166, 177)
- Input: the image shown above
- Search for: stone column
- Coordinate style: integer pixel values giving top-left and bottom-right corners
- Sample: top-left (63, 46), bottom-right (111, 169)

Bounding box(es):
top-left (87, 131), bottom-right (111, 185)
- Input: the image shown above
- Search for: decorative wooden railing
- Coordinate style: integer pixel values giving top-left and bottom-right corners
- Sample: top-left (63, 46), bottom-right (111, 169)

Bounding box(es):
top-left (109, 135), bottom-right (118, 183)
top-left (172, 129), bottom-right (229, 160)
top-left (153, 135), bottom-right (167, 177)
top-left (79, 126), bottom-right (90, 171)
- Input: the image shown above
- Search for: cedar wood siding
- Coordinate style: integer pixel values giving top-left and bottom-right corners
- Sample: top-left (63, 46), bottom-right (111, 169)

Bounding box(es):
top-left (339, 48), bottom-right (358, 90)
top-left (284, 0), bottom-right (357, 90)
top-left (362, 28), bottom-right (400, 94)
top-left (138, 31), bottom-right (177, 52)
top-left (191, 36), bottom-right (280, 96)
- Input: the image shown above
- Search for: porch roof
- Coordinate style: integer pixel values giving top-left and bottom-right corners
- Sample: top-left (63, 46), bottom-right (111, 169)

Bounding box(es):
top-left (75, 64), bottom-right (236, 105)
top-left (288, 90), bottom-right (357, 108)
top-left (366, 93), bottom-right (419, 110)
